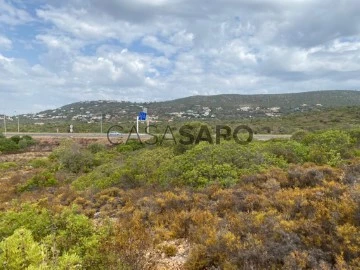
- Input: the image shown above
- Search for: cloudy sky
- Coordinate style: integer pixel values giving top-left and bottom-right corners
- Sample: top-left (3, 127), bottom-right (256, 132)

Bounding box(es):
top-left (0, 0), bottom-right (360, 114)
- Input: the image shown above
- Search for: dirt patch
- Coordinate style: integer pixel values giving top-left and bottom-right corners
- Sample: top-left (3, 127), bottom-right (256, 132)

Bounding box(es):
top-left (143, 239), bottom-right (190, 270)
top-left (0, 151), bottom-right (51, 163)
top-left (30, 137), bottom-right (112, 152)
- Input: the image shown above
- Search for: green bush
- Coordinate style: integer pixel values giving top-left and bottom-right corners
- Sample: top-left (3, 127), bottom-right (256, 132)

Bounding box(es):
top-left (302, 130), bottom-right (351, 153)
top-left (116, 144), bottom-right (134, 152)
top-left (264, 140), bottom-right (309, 164)
top-left (291, 130), bottom-right (309, 142)
top-left (10, 135), bottom-right (21, 144)
top-left (158, 142), bottom-right (287, 188)
top-left (302, 130), bottom-right (351, 165)
top-left (125, 147), bottom-right (174, 184)
top-left (72, 163), bottom-right (125, 191)
top-left (18, 139), bottom-right (29, 149)
top-left (88, 143), bottom-right (106, 154)
top-left (0, 161), bottom-right (17, 171)
top-left (116, 140), bottom-right (144, 152)
top-left (0, 228), bottom-right (46, 269)
top-left (0, 135), bottom-right (35, 154)
top-left (52, 141), bottom-right (95, 173)
top-left (73, 147), bottom-right (174, 190)
top-left (0, 138), bottom-right (19, 153)
top-left (0, 205), bottom-right (116, 269)
top-left (93, 150), bottom-right (117, 166)
top-left (17, 171), bottom-right (57, 192)
top-left (0, 204), bottom-right (53, 240)
top-left (29, 158), bottom-right (52, 168)
top-left (10, 135), bottom-right (35, 149)
top-left (348, 128), bottom-right (360, 145)
top-left (62, 150), bottom-right (94, 173)
top-left (22, 135), bottom-right (34, 141)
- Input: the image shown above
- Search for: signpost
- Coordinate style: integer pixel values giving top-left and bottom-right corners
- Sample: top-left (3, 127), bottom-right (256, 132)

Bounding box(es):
top-left (136, 109), bottom-right (147, 133)
top-left (138, 112), bottom-right (147, 121)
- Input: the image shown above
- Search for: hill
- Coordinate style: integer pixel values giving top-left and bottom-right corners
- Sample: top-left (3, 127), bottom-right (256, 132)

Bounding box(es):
top-left (21, 90), bottom-right (360, 122)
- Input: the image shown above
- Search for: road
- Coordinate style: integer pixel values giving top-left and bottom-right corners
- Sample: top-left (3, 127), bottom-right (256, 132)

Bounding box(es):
top-left (4, 132), bottom-right (291, 141)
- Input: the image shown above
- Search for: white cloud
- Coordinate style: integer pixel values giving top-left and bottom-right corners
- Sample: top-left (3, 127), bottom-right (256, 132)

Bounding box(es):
top-left (0, 35), bottom-right (12, 49)
top-left (327, 39), bottom-right (360, 53)
top-left (36, 34), bottom-right (83, 52)
top-left (1, 0), bottom-right (360, 113)
top-left (0, 0), bottom-right (33, 25)
top-left (169, 30), bottom-right (194, 47)
top-left (141, 35), bottom-right (177, 56)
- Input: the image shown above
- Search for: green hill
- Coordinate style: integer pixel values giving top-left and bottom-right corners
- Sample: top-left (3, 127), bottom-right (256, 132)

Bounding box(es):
top-left (29, 90), bottom-right (360, 121)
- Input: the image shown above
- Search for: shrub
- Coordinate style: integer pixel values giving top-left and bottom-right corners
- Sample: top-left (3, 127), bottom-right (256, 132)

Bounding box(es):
top-left (302, 130), bottom-right (351, 154)
top-left (291, 130), bottom-right (309, 142)
top-left (0, 228), bottom-right (46, 269)
top-left (10, 135), bottom-right (21, 144)
top-left (125, 147), bottom-right (174, 184)
top-left (72, 163), bottom-right (125, 191)
top-left (348, 128), bottom-right (360, 145)
top-left (62, 150), bottom-right (94, 173)
top-left (308, 148), bottom-right (328, 165)
top-left (88, 143), bottom-right (106, 154)
top-left (302, 130), bottom-right (352, 165)
top-left (18, 139), bottom-right (29, 149)
top-left (158, 142), bottom-right (287, 188)
top-left (116, 140), bottom-right (144, 152)
top-left (0, 204), bottom-right (126, 269)
top-left (52, 141), bottom-right (95, 173)
top-left (116, 144), bottom-right (134, 152)
top-left (159, 244), bottom-right (178, 257)
top-left (264, 140), bottom-right (309, 164)
top-left (288, 167), bottom-right (325, 188)
top-left (0, 138), bottom-right (19, 153)
top-left (0, 135), bottom-right (35, 154)
top-left (22, 135), bottom-right (34, 141)
top-left (20, 136), bottom-right (35, 148)
top-left (10, 135), bottom-right (35, 149)
top-left (343, 163), bottom-right (360, 185)
top-left (0, 204), bottom-right (53, 240)
top-left (29, 158), bottom-right (52, 168)
top-left (0, 161), bottom-right (17, 171)
top-left (17, 171), bottom-right (57, 192)
top-left (93, 150), bottom-right (117, 166)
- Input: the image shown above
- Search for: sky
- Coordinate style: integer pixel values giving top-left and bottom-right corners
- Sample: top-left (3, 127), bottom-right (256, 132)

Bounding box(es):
top-left (0, 0), bottom-right (360, 114)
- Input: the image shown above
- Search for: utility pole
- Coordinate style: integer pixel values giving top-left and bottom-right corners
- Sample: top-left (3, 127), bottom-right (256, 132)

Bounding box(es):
top-left (136, 115), bottom-right (139, 134)
top-left (3, 113), bottom-right (6, 135)
top-left (14, 111), bottom-right (19, 133)
top-left (100, 113), bottom-right (103, 133)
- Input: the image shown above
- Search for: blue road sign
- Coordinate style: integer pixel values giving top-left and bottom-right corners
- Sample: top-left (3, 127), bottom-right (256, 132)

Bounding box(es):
top-left (138, 112), bottom-right (147, 121)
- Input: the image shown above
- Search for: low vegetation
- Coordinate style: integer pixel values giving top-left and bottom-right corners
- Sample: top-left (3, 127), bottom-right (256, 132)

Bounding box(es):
top-left (0, 134), bottom-right (36, 154)
top-left (0, 127), bottom-right (360, 269)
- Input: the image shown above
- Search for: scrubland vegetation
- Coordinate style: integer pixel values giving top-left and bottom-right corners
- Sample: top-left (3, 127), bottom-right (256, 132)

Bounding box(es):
top-left (0, 134), bottom-right (35, 154)
top-left (0, 127), bottom-right (360, 269)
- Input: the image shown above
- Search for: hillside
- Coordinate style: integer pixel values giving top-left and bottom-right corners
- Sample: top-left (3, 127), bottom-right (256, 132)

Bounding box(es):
top-left (23, 90), bottom-right (360, 122)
